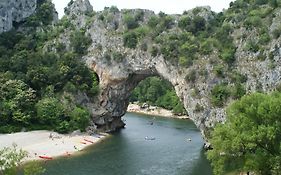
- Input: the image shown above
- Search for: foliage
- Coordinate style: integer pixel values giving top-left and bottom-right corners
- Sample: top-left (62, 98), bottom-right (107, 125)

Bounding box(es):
top-left (70, 30), bottom-right (92, 55)
top-left (36, 97), bottom-right (64, 126)
top-left (26, 1), bottom-right (55, 27)
top-left (0, 146), bottom-right (45, 175)
top-left (130, 77), bottom-right (186, 115)
top-left (178, 16), bottom-right (206, 35)
top-left (69, 107), bottom-right (90, 131)
top-left (207, 92), bottom-right (281, 174)
top-left (0, 2), bottom-right (98, 133)
top-left (123, 31), bottom-right (138, 48)
top-left (210, 83), bottom-right (231, 107)
top-left (0, 80), bottom-right (36, 126)
top-left (0, 145), bottom-right (27, 175)
top-left (124, 14), bottom-right (139, 30)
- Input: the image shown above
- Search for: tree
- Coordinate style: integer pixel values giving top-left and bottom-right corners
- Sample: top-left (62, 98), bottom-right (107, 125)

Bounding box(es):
top-left (0, 80), bottom-right (36, 125)
top-left (70, 107), bottom-right (90, 131)
top-left (36, 97), bottom-right (64, 126)
top-left (207, 92), bottom-right (281, 175)
top-left (123, 31), bottom-right (138, 49)
top-left (0, 145), bottom-right (45, 175)
top-left (0, 145), bottom-right (27, 175)
top-left (70, 30), bottom-right (92, 55)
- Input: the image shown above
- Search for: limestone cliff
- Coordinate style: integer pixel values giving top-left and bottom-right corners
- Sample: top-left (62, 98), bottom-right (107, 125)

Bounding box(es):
top-left (57, 0), bottom-right (281, 139)
top-left (0, 0), bottom-right (37, 33)
top-left (2, 0), bottom-right (281, 141)
top-left (0, 0), bottom-right (59, 34)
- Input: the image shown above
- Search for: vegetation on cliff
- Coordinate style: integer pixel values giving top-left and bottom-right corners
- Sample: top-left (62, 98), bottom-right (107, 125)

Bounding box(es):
top-left (0, 0), bottom-right (98, 133)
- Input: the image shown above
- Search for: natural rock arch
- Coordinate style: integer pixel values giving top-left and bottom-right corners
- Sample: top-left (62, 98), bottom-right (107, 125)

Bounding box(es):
top-left (84, 49), bottom-right (216, 139)
top-left (62, 0), bottom-right (281, 141)
top-left (69, 1), bottom-right (281, 140)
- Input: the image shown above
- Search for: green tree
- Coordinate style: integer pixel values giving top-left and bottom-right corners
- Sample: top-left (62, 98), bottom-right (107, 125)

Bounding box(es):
top-left (0, 146), bottom-right (45, 175)
top-left (35, 97), bottom-right (64, 126)
top-left (70, 107), bottom-right (90, 131)
top-left (0, 145), bottom-right (27, 175)
top-left (0, 80), bottom-right (36, 125)
top-left (207, 92), bottom-right (281, 174)
top-left (70, 30), bottom-right (92, 55)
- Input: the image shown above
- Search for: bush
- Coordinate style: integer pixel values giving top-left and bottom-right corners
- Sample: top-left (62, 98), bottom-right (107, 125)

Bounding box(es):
top-left (124, 14), bottom-right (139, 30)
top-left (123, 31), bottom-right (138, 48)
top-left (272, 27), bottom-right (281, 39)
top-left (36, 97), bottom-right (64, 126)
top-left (70, 107), bottom-right (90, 131)
top-left (148, 16), bottom-right (159, 28)
top-left (185, 69), bottom-right (197, 83)
top-left (150, 45), bottom-right (159, 57)
top-left (210, 83), bottom-right (231, 107)
top-left (213, 64), bottom-right (225, 78)
top-left (194, 103), bottom-right (204, 112)
top-left (220, 47), bottom-right (236, 64)
top-left (231, 83), bottom-right (246, 99)
top-left (70, 30), bottom-right (92, 55)
top-left (112, 51), bottom-right (124, 62)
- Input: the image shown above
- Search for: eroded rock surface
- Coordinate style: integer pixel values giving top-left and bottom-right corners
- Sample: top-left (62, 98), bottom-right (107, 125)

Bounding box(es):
top-left (0, 0), bottom-right (37, 33)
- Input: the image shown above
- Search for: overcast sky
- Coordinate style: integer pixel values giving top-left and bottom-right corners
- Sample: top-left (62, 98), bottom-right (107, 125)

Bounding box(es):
top-left (53, 0), bottom-right (234, 18)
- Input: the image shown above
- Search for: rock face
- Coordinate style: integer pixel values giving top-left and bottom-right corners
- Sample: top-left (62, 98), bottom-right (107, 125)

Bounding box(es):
top-left (57, 0), bottom-right (281, 139)
top-left (3, 0), bottom-right (281, 141)
top-left (0, 0), bottom-right (37, 33)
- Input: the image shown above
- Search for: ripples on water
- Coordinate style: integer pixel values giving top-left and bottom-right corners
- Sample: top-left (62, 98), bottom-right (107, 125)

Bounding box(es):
top-left (42, 113), bottom-right (212, 175)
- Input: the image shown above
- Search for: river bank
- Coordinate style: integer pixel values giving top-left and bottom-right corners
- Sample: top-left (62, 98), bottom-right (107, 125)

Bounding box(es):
top-left (0, 130), bottom-right (109, 161)
top-left (127, 103), bottom-right (189, 119)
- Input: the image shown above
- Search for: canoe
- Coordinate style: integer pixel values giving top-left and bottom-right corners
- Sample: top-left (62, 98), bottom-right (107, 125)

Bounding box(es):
top-left (84, 139), bottom-right (94, 143)
top-left (39, 155), bottom-right (53, 160)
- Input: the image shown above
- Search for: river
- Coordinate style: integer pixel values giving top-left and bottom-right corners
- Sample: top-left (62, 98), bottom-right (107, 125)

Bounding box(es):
top-left (42, 113), bottom-right (212, 175)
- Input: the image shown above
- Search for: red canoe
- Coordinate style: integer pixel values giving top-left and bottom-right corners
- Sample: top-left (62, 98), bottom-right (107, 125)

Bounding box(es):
top-left (84, 139), bottom-right (94, 143)
top-left (39, 155), bottom-right (53, 160)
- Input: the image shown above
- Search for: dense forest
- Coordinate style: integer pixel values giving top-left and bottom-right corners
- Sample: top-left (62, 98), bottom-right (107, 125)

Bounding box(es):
top-left (0, 0), bottom-right (99, 133)
top-left (130, 77), bottom-right (187, 115)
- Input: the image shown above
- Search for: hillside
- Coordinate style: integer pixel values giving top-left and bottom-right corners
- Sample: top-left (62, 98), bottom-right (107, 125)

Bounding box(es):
top-left (0, 0), bottom-right (281, 140)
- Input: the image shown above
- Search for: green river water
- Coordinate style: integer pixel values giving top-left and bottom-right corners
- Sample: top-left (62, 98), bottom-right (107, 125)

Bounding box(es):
top-left (41, 113), bottom-right (212, 175)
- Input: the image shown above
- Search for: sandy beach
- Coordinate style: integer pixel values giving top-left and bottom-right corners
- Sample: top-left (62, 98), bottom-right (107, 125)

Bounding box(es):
top-left (127, 103), bottom-right (189, 119)
top-left (0, 130), bottom-right (108, 161)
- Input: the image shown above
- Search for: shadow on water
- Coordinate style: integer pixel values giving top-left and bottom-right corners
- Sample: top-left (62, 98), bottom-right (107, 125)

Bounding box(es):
top-left (41, 113), bottom-right (212, 175)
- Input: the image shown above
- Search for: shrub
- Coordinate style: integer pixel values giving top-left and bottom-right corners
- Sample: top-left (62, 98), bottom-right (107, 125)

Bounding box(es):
top-left (272, 27), bottom-right (281, 39)
top-left (36, 97), bottom-right (64, 126)
top-left (194, 103), bottom-right (204, 112)
top-left (148, 16), bottom-right (159, 28)
top-left (112, 51), bottom-right (124, 62)
top-left (231, 83), bottom-right (246, 99)
top-left (220, 47), bottom-right (236, 64)
top-left (185, 69), bottom-right (197, 83)
top-left (123, 31), bottom-right (138, 48)
top-left (213, 64), bottom-right (225, 78)
top-left (124, 14), bottom-right (139, 30)
top-left (210, 83), bottom-right (231, 107)
top-left (70, 107), bottom-right (90, 131)
top-left (150, 45), bottom-right (159, 57)
top-left (70, 30), bottom-right (92, 55)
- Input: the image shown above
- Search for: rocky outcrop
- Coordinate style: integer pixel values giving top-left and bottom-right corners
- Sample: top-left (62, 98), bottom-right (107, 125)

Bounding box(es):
top-left (56, 0), bottom-right (281, 139)
top-left (3, 0), bottom-right (280, 140)
top-left (0, 0), bottom-right (37, 33)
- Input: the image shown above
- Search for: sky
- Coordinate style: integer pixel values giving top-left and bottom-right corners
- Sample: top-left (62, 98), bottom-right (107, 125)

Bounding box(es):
top-left (53, 0), bottom-right (234, 18)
